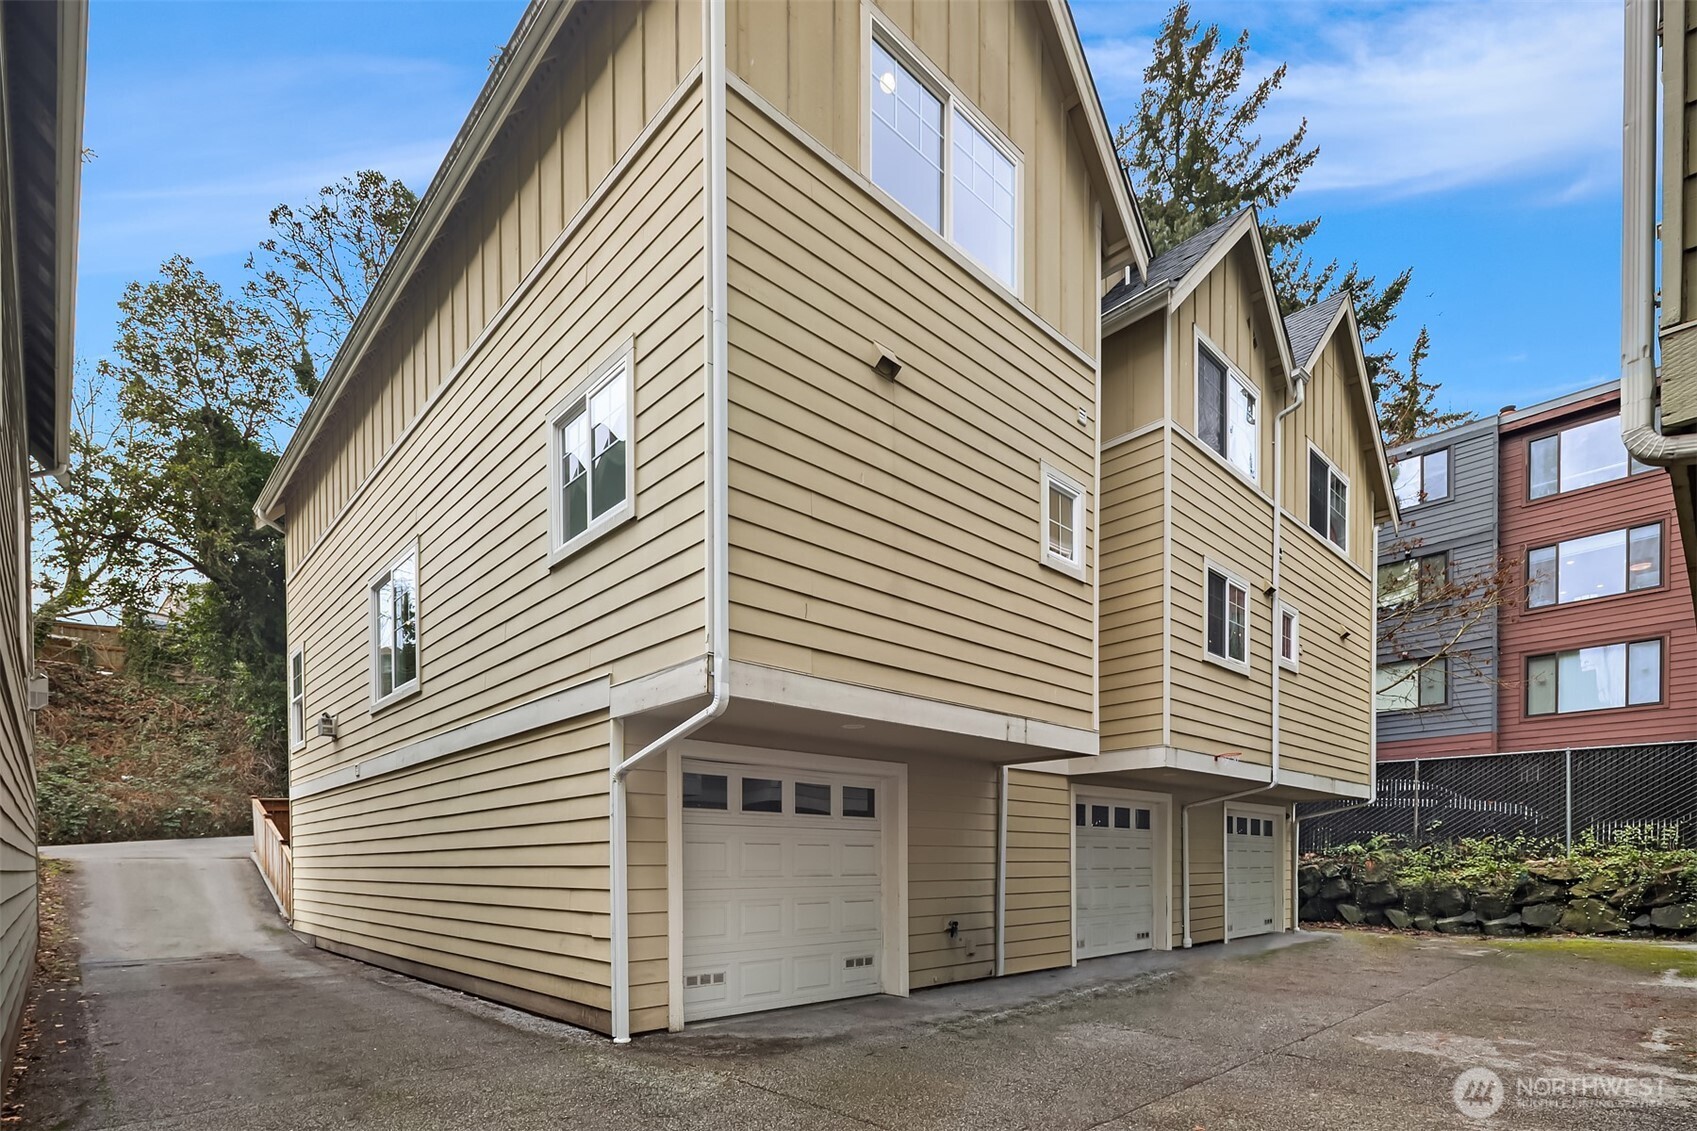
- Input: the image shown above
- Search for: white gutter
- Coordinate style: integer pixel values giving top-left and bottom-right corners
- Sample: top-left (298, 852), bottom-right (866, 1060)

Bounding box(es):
top-left (1178, 369), bottom-right (1308, 946)
top-left (608, 0), bottom-right (731, 1045)
top-left (1624, 0), bottom-right (1697, 465)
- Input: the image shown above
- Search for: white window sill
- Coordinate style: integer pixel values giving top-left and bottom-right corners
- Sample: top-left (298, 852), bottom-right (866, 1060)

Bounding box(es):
top-left (1202, 650), bottom-right (1251, 677)
top-left (370, 682), bottom-right (420, 715)
top-left (1278, 656), bottom-right (1300, 673)
top-left (548, 503), bottom-right (635, 569)
top-left (1040, 550), bottom-right (1086, 582)
top-left (1298, 517), bottom-right (1356, 568)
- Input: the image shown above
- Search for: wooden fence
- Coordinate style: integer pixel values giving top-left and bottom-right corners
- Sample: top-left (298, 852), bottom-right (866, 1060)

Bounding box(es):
top-left (251, 797), bottom-right (292, 920)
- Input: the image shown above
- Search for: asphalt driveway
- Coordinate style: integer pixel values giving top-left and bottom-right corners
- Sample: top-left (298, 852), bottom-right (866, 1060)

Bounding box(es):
top-left (22, 837), bottom-right (1697, 1130)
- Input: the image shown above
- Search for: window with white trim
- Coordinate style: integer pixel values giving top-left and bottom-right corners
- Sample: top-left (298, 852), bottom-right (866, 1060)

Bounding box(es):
top-left (1040, 466), bottom-right (1085, 578)
top-left (1197, 342), bottom-right (1257, 477)
top-left (370, 544), bottom-right (419, 707)
top-left (1308, 448), bottom-right (1348, 550)
top-left (288, 648), bottom-right (305, 750)
top-left (869, 31), bottom-right (1019, 288)
top-left (1277, 603), bottom-right (1299, 670)
top-left (1205, 566), bottom-right (1249, 668)
top-left (549, 344), bottom-right (634, 561)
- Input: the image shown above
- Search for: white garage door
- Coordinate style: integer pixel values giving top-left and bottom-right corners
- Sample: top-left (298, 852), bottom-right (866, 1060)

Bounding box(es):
top-left (682, 760), bottom-right (885, 1021)
top-left (1225, 811), bottom-right (1279, 939)
top-left (1074, 796), bottom-right (1157, 959)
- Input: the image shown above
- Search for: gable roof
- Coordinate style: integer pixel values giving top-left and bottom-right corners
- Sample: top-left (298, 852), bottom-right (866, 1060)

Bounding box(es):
top-left (1100, 208), bottom-right (1249, 320)
top-left (1281, 291), bottom-right (1349, 372)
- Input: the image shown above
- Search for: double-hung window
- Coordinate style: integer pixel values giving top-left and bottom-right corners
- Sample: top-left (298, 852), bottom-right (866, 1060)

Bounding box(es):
top-left (370, 544), bottom-right (420, 708)
top-left (1308, 449), bottom-right (1348, 551)
top-left (870, 33), bottom-right (1018, 288)
top-left (288, 649), bottom-right (305, 750)
top-left (1376, 659), bottom-right (1446, 712)
top-left (1205, 565), bottom-right (1249, 669)
top-left (1526, 523), bottom-right (1661, 607)
top-left (1392, 447), bottom-right (1450, 509)
top-left (1040, 466), bottom-right (1086, 578)
top-left (1528, 415), bottom-right (1655, 499)
top-left (1197, 342), bottom-right (1256, 477)
top-left (1526, 639), bottom-right (1661, 715)
top-left (549, 344), bottom-right (634, 562)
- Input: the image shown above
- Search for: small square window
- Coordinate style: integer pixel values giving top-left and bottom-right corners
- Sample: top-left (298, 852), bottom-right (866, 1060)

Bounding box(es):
top-left (549, 344), bottom-right (634, 562)
top-left (844, 786), bottom-right (877, 819)
top-left (1235, 816), bottom-right (1249, 835)
top-left (1135, 809), bottom-right (1151, 830)
top-left (796, 782), bottom-right (831, 816)
top-left (1250, 818), bottom-right (1261, 835)
top-left (1092, 805), bottom-right (1109, 828)
top-left (742, 777), bottom-right (783, 813)
top-left (1114, 806), bottom-right (1131, 829)
top-left (1041, 467), bottom-right (1086, 578)
top-left (684, 773), bottom-right (728, 810)
top-left (1206, 567), bottom-right (1250, 667)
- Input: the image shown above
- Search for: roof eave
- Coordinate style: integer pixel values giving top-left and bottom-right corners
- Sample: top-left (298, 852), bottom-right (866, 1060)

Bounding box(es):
top-left (48, 0), bottom-right (88, 473)
top-left (1102, 283), bottom-right (1170, 335)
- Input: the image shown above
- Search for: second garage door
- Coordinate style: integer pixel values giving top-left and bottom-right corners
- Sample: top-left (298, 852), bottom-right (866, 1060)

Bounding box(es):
top-left (1225, 810), bottom-right (1279, 939)
top-left (681, 760), bottom-right (886, 1021)
top-left (1073, 795), bottom-right (1157, 959)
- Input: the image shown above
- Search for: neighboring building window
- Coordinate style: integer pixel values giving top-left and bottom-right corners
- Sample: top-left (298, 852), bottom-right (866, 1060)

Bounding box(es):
top-left (549, 343), bottom-right (634, 561)
top-left (288, 649), bottom-right (305, 750)
top-left (1527, 523), bottom-right (1662, 607)
top-left (1205, 565), bottom-right (1249, 668)
top-left (1376, 659), bottom-right (1446, 712)
top-left (870, 34), bottom-right (1018, 288)
top-left (1307, 449), bottom-right (1348, 550)
top-left (370, 544), bottom-right (420, 707)
top-left (1528, 415), bottom-right (1654, 498)
top-left (1378, 553), bottom-right (1447, 609)
top-left (1197, 342), bottom-right (1257, 476)
top-left (1040, 466), bottom-right (1086, 578)
top-left (1393, 447), bottom-right (1450, 509)
top-left (1526, 639), bottom-right (1662, 715)
top-left (1277, 603), bottom-right (1299, 669)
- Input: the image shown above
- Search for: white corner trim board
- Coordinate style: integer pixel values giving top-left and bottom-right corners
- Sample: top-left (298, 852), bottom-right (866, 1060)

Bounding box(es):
top-left (290, 676), bottom-right (612, 800)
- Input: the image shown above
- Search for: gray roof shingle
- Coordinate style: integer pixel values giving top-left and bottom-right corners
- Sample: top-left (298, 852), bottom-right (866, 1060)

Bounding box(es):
top-left (1282, 291), bottom-right (1350, 370)
top-left (1101, 207), bottom-right (1252, 317)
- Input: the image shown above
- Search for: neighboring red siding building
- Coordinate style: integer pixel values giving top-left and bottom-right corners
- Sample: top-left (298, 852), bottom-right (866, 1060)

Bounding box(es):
top-left (1496, 388), bottom-right (1697, 753)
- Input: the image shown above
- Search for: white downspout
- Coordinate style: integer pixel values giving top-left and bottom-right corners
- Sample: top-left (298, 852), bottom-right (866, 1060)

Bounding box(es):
top-left (1179, 369), bottom-right (1308, 946)
top-left (609, 0), bottom-right (730, 1045)
top-left (1624, 0), bottom-right (1697, 465)
top-left (995, 764), bottom-right (1009, 977)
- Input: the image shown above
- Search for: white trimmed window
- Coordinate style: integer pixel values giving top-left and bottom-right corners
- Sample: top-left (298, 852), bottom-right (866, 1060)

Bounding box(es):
top-left (1307, 448), bottom-right (1349, 551)
top-left (869, 30), bottom-right (1019, 288)
top-left (370, 544), bottom-right (420, 708)
top-left (1040, 466), bottom-right (1086, 579)
top-left (1205, 564), bottom-right (1249, 669)
top-left (549, 343), bottom-right (635, 562)
top-left (1196, 341), bottom-right (1257, 477)
top-left (288, 648), bottom-right (305, 750)
top-left (1277, 603), bottom-right (1299, 670)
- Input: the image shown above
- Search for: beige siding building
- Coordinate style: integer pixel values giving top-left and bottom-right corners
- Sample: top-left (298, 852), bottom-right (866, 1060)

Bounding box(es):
top-left (257, 0), bottom-right (1381, 1039)
top-left (0, 0), bottom-right (86, 1072)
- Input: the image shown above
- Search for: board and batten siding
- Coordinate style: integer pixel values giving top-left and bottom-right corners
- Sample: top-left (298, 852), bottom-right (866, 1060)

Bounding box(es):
top-left (726, 0), bottom-right (1100, 352)
top-left (1280, 331), bottom-right (1377, 570)
top-left (722, 90), bottom-right (1096, 730)
top-left (1002, 768), bottom-right (1072, 974)
top-left (1100, 314), bottom-right (1164, 441)
top-left (0, 331), bottom-right (36, 1060)
top-left (1376, 421), bottom-right (1500, 758)
top-left (283, 0), bottom-right (704, 561)
top-left (1098, 428), bottom-right (1165, 749)
top-left (285, 81), bottom-right (707, 791)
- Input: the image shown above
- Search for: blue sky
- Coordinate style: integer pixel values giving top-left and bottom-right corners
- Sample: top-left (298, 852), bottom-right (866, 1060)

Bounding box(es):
top-left (79, 1), bottom-right (1622, 421)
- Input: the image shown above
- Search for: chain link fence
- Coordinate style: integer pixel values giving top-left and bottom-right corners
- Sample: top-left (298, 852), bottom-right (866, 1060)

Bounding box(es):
top-left (1298, 742), bottom-right (1697, 852)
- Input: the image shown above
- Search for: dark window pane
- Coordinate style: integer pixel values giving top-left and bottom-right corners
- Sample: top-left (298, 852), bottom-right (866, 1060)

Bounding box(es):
top-left (683, 773), bottom-right (728, 810)
top-left (1091, 805), bottom-right (1109, 828)
top-left (843, 786), bottom-right (876, 819)
top-left (1114, 806), bottom-right (1131, 829)
top-left (1308, 451), bottom-right (1329, 535)
top-left (1135, 809), bottom-right (1151, 830)
top-left (742, 777), bottom-right (783, 813)
top-left (1075, 802), bottom-right (1086, 827)
top-left (1198, 349), bottom-right (1227, 454)
top-left (1206, 571), bottom-right (1227, 656)
top-left (1251, 818), bottom-right (1262, 835)
top-left (796, 782), bottom-right (831, 815)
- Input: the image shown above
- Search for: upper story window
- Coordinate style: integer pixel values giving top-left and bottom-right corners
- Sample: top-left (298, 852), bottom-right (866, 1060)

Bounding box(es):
top-left (1039, 465), bottom-right (1086, 579)
top-left (1528, 415), bottom-right (1654, 499)
top-left (1527, 523), bottom-right (1661, 608)
top-left (1205, 564), bottom-right (1249, 670)
top-left (1277, 602), bottom-right (1299, 670)
top-left (1197, 342), bottom-right (1256, 477)
top-left (1378, 552), bottom-right (1447, 609)
top-left (1393, 447), bottom-right (1450, 509)
top-left (370, 543), bottom-right (419, 708)
top-left (1307, 448), bottom-right (1348, 551)
top-left (288, 649), bottom-right (305, 751)
top-left (1526, 639), bottom-right (1662, 716)
top-left (870, 33), bottom-right (1019, 289)
top-left (549, 343), bottom-right (634, 563)
top-left (1376, 659), bottom-right (1446, 713)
